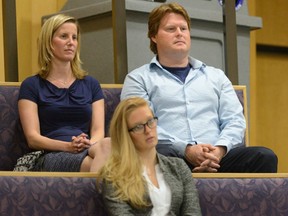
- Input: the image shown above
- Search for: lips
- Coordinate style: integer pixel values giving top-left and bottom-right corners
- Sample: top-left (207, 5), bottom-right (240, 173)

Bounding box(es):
top-left (146, 136), bottom-right (152, 140)
top-left (174, 41), bottom-right (185, 45)
top-left (146, 136), bottom-right (156, 143)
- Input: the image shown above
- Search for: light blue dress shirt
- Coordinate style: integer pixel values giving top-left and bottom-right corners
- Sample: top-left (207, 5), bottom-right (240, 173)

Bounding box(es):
top-left (121, 56), bottom-right (246, 157)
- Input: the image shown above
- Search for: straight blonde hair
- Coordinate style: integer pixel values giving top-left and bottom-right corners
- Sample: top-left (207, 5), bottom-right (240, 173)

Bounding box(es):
top-left (97, 97), bottom-right (153, 209)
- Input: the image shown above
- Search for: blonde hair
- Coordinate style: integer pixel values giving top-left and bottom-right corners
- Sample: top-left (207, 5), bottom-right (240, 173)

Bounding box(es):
top-left (37, 14), bottom-right (87, 79)
top-left (148, 2), bottom-right (191, 54)
top-left (97, 97), bottom-right (153, 209)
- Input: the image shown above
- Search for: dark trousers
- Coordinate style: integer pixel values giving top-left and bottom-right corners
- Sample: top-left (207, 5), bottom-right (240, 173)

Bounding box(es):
top-left (156, 144), bottom-right (278, 173)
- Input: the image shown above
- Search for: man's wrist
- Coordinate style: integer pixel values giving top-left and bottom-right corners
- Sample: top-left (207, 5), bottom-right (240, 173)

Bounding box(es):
top-left (215, 146), bottom-right (227, 159)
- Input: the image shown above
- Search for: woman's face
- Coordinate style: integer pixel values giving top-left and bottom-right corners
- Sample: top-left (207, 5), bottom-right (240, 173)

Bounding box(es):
top-left (127, 105), bottom-right (158, 153)
top-left (51, 22), bottom-right (78, 63)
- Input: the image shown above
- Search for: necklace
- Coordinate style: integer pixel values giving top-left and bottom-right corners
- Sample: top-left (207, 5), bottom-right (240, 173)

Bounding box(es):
top-left (58, 80), bottom-right (68, 85)
top-left (47, 75), bottom-right (74, 87)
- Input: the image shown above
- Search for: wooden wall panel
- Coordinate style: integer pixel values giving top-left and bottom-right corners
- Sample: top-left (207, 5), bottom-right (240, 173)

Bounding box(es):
top-left (253, 0), bottom-right (288, 173)
top-left (16, 0), bottom-right (67, 81)
top-left (0, 1), bottom-right (5, 81)
top-left (256, 52), bottom-right (288, 172)
top-left (248, 0), bottom-right (257, 148)
top-left (256, 0), bottom-right (288, 47)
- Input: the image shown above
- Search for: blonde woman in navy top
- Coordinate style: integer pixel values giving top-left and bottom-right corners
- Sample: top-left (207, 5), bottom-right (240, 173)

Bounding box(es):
top-left (17, 14), bottom-right (107, 172)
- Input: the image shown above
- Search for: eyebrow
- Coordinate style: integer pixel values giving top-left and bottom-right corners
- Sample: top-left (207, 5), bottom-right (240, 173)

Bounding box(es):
top-left (131, 117), bottom-right (154, 126)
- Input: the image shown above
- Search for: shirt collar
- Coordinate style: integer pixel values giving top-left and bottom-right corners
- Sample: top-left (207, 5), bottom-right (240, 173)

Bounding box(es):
top-left (149, 56), bottom-right (206, 71)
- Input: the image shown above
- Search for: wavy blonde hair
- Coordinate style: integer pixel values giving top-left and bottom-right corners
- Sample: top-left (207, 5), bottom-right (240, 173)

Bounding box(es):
top-left (37, 14), bottom-right (86, 79)
top-left (148, 2), bottom-right (191, 55)
top-left (97, 97), bottom-right (153, 209)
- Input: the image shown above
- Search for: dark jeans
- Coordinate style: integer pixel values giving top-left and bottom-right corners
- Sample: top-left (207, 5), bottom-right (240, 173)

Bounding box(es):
top-left (156, 144), bottom-right (278, 173)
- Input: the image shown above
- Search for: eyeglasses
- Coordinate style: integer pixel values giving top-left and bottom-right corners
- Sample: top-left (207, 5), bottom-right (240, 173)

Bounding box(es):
top-left (128, 117), bottom-right (158, 134)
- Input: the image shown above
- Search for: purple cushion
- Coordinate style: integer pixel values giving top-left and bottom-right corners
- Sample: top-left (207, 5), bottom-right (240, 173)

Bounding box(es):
top-left (0, 85), bottom-right (122, 170)
top-left (0, 85), bottom-right (245, 170)
top-left (0, 86), bottom-right (31, 171)
top-left (102, 88), bottom-right (121, 137)
top-left (0, 176), bottom-right (107, 215)
top-left (194, 177), bottom-right (288, 215)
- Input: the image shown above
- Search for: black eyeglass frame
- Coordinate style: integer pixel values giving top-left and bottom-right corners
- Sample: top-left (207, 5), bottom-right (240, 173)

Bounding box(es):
top-left (128, 117), bottom-right (158, 133)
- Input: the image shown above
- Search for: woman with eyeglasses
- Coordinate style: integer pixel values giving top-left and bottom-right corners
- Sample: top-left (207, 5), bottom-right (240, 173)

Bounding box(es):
top-left (96, 97), bottom-right (202, 216)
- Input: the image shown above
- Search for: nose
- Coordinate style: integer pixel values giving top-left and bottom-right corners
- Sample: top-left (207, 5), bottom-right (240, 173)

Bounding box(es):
top-left (67, 36), bottom-right (75, 45)
top-left (175, 27), bottom-right (183, 36)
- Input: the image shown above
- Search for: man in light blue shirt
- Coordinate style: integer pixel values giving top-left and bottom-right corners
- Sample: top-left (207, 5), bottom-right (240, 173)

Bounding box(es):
top-left (121, 3), bottom-right (277, 172)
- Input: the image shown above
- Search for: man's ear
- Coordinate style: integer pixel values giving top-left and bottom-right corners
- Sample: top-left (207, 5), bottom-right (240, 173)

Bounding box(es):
top-left (151, 36), bottom-right (157, 44)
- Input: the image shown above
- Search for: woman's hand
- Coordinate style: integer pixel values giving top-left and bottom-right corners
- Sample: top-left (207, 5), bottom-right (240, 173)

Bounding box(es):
top-left (71, 133), bottom-right (92, 153)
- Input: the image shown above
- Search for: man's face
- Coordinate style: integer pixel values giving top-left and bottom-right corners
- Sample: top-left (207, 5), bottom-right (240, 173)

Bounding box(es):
top-left (152, 12), bottom-right (191, 60)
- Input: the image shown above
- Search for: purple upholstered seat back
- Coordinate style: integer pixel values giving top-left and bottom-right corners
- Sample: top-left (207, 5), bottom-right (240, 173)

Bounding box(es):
top-left (0, 175), bottom-right (107, 215)
top-left (195, 177), bottom-right (288, 215)
top-left (0, 175), bottom-right (287, 215)
top-left (0, 85), bottom-right (122, 170)
top-left (102, 88), bottom-right (121, 137)
top-left (0, 84), bottom-right (246, 170)
top-left (0, 85), bottom-right (31, 171)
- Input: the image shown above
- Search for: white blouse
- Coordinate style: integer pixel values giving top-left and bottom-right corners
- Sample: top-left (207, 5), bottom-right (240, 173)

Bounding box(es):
top-left (143, 164), bottom-right (172, 216)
